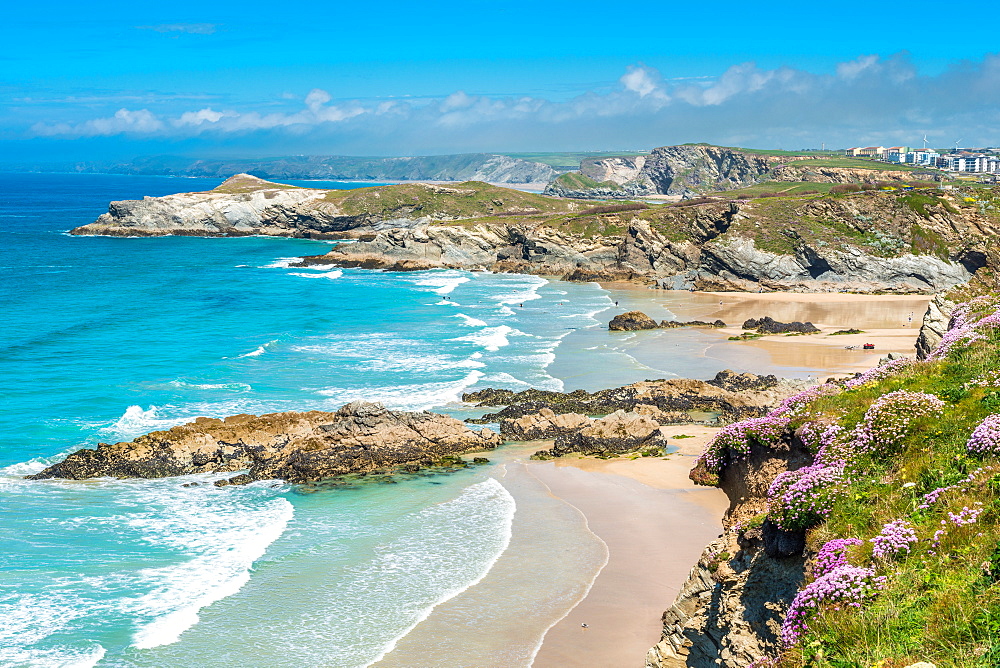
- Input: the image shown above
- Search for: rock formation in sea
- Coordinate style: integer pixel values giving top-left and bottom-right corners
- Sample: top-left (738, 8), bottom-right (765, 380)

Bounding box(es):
top-left (607, 311), bottom-right (726, 331)
top-left (27, 401), bottom-right (501, 485)
top-left (465, 371), bottom-right (809, 426)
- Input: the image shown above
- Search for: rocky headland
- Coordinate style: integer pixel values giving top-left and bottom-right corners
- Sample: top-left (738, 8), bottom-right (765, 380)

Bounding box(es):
top-left (28, 401), bottom-right (501, 486)
top-left (70, 170), bottom-right (997, 294)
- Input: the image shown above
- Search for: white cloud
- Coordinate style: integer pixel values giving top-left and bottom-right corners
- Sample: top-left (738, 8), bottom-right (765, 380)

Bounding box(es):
top-left (24, 53), bottom-right (1000, 150)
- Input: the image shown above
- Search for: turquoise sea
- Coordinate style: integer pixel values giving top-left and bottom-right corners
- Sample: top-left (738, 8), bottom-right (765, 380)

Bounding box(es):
top-left (3, 173), bottom-right (732, 667)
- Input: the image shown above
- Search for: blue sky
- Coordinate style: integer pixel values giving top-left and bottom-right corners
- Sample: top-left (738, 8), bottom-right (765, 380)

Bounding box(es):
top-left (3, 0), bottom-right (999, 160)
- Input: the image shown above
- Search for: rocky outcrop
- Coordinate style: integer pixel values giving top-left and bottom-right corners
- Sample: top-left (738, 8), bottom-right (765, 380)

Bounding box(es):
top-left (916, 293), bottom-right (957, 359)
top-left (464, 371), bottom-right (808, 426)
top-left (534, 410), bottom-right (668, 458)
top-left (608, 311), bottom-right (726, 331)
top-left (76, 173), bottom-right (989, 294)
top-left (647, 402), bottom-right (814, 667)
top-left (609, 311), bottom-right (660, 330)
top-left (70, 175), bottom-right (584, 238)
top-left (742, 316), bottom-right (820, 334)
top-left (28, 402), bottom-right (501, 485)
top-left (770, 163), bottom-right (919, 184)
top-left (499, 408), bottom-right (591, 440)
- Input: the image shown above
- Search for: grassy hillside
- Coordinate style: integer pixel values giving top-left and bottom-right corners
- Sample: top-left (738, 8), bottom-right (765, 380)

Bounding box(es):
top-left (322, 181), bottom-right (586, 219)
top-left (698, 296), bottom-right (1000, 667)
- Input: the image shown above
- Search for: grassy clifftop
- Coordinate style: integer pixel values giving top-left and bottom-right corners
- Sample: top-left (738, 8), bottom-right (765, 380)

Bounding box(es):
top-left (696, 296), bottom-right (1000, 667)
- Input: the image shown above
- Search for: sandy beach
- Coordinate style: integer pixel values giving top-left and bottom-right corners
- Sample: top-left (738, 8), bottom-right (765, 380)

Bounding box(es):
top-left (378, 288), bottom-right (929, 667)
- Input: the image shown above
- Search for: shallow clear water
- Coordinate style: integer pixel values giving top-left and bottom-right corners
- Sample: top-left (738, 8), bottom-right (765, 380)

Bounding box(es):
top-left (0, 173), bottom-right (647, 667)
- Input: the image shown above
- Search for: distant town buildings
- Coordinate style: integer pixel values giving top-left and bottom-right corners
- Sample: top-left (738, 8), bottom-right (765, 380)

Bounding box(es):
top-left (845, 144), bottom-right (1000, 174)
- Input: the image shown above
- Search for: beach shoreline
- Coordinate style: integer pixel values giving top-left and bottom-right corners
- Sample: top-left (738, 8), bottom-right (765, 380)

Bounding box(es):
top-left (375, 286), bottom-right (930, 667)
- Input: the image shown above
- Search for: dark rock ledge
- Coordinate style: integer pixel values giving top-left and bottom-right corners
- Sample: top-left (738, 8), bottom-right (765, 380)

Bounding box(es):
top-left (27, 401), bottom-right (500, 486)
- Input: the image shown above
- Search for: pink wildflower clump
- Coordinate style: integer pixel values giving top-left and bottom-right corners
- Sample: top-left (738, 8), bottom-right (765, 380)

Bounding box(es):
top-left (966, 414), bottom-right (1000, 456)
top-left (843, 358), bottom-right (914, 390)
top-left (931, 502), bottom-right (985, 552)
top-left (870, 520), bottom-right (918, 560)
top-left (768, 464), bottom-right (847, 531)
top-left (852, 390), bottom-right (945, 454)
top-left (772, 384), bottom-right (841, 416)
top-left (916, 467), bottom-right (989, 510)
top-left (702, 413), bottom-right (790, 474)
top-left (812, 538), bottom-right (862, 578)
top-left (780, 565), bottom-right (887, 646)
top-left (928, 299), bottom-right (1000, 360)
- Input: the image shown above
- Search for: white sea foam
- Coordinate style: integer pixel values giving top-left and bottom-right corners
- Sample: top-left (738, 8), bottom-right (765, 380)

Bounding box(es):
top-left (123, 486), bottom-right (294, 649)
top-left (449, 325), bottom-right (527, 352)
top-left (258, 257), bottom-right (299, 269)
top-left (0, 593), bottom-right (106, 668)
top-left (451, 313), bottom-right (488, 327)
top-left (361, 478), bottom-right (515, 666)
top-left (318, 370), bottom-right (484, 412)
top-left (479, 372), bottom-right (532, 387)
top-left (166, 380), bottom-right (252, 393)
top-left (411, 271), bottom-right (470, 295)
top-left (288, 269), bottom-right (343, 280)
top-left (237, 339), bottom-right (278, 358)
top-left (99, 405), bottom-right (182, 441)
top-left (433, 300), bottom-right (461, 307)
top-left (489, 275), bottom-right (548, 305)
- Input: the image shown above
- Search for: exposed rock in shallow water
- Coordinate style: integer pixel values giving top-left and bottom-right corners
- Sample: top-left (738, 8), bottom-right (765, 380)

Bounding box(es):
top-left (742, 316), bottom-right (820, 334)
top-left (500, 408), bottom-right (591, 440)
top-left (608, 310), bottom-right (660, 331)
top-left (465, 371), bottom-right (808, 426)
top-left (536, 410), bottom-right (668, 458)
top-left (27, 401), bottom-right (500, 485)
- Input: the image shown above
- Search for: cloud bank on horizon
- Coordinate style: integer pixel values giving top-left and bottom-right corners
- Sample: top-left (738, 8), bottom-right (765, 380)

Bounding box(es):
top-left (11, 52), bottom-right (1000, 157)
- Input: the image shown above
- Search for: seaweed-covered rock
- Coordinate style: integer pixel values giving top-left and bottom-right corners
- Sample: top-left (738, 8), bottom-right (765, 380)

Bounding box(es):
top-left (609, 311), bottom-right (660, 331)
top-left (500, 408), bottom-right (591, 440)
top-left (535, 410), bottom-right (668, 458)
top-left (742, 316), bottom-right (820, 334)
top-left (28, 402), bottom-right (500, 485)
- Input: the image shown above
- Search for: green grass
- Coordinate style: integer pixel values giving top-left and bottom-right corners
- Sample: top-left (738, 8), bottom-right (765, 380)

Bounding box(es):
top-left (550, 171), bottom-right (623, 191)
top-left (768, 313), bottom-right (1000, 667)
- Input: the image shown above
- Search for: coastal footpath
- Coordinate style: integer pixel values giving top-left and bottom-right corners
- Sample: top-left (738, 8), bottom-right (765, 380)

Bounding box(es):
top-left (70, 173), bottom-right (997, 294)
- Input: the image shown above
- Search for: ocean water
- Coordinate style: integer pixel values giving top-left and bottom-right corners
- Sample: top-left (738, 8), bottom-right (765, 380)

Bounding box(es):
top-left (1, 173), bottom-right (675, 667)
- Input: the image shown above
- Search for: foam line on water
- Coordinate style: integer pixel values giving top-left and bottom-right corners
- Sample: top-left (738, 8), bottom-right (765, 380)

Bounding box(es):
top-left (288, 269), bottom-right (343, 280)
top-left (410, 270), bottom-right (470, 295)
top-left (236, 339), bottom-right (278, 358)
top-left (317, 370), bottom-right (485, 412)
top-left (124, 487), bottom-right (294, 649)
top-left (449, 325), bottom-right (527, 352)
top-left (364, 478), bottom-right (515, 667)
top-left (452, 313), bottom-right (488, 327)
top-left (258, 257), bottom-right (299, 269)
top-left (520, 466), bottom-right (610, 667)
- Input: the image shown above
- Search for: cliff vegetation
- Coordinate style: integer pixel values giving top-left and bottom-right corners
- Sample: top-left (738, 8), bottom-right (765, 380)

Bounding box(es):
top-left (662, 297), bottom-right (1000, 667)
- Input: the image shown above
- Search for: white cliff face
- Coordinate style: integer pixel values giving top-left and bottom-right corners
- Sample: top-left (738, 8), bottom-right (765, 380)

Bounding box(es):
top-left (581, 155), bottom-right (647, 184)
top-left (75, 176), bottom-right (336, 237)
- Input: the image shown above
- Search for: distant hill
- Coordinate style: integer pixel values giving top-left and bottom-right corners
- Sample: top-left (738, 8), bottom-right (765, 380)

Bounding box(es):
top-left (25, 153), bottom-right (559, 185)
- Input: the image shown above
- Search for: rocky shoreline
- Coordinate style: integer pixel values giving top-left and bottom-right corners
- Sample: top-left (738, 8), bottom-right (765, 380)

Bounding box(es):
top-left (29, 370), bottom-right (807, 487)
top-left (28, 401), bottom-right (501, 485)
